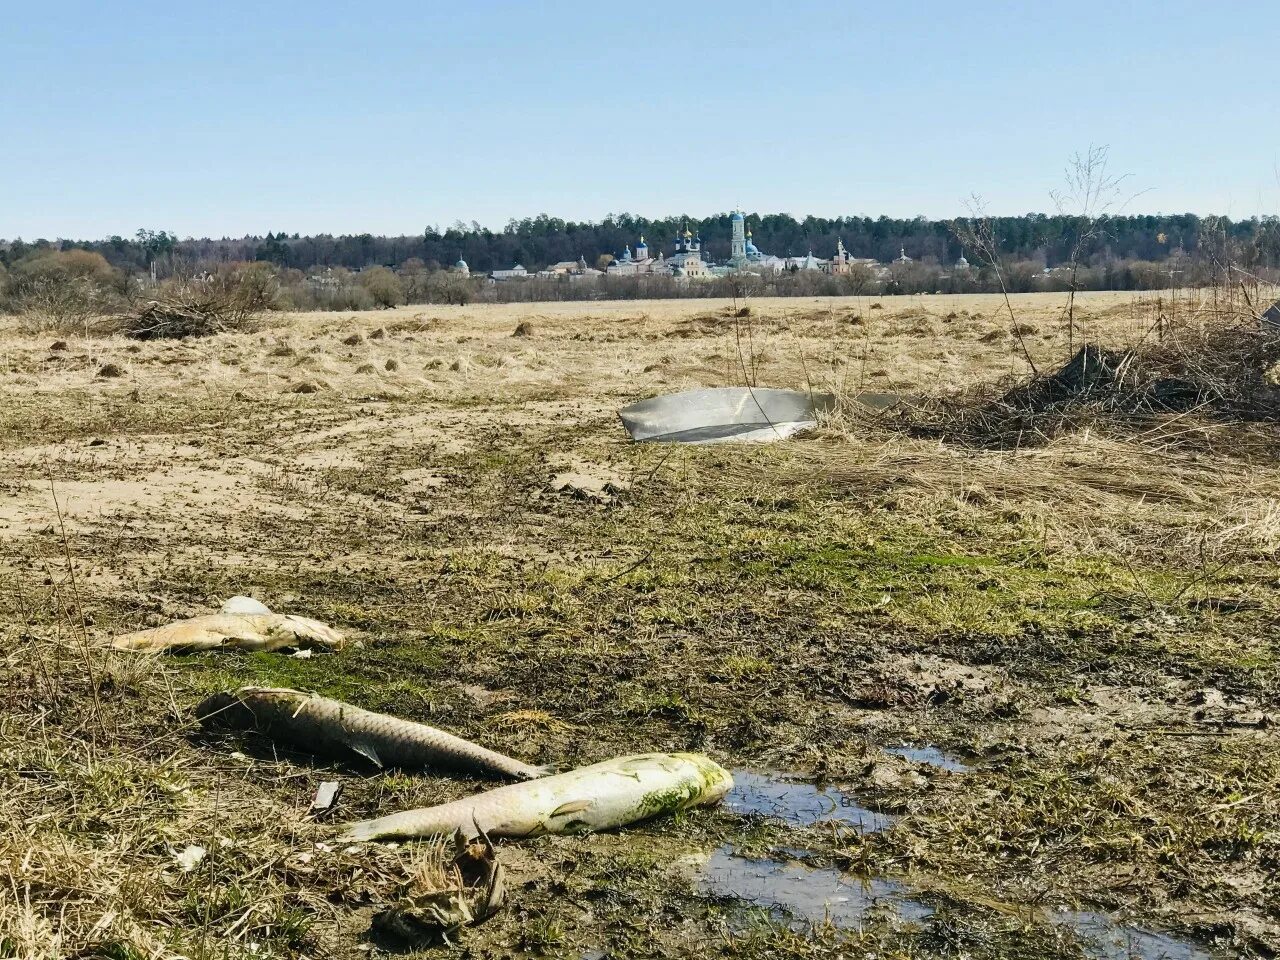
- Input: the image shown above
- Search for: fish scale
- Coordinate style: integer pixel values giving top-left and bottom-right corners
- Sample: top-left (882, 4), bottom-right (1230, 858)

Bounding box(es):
top-left (196, 687), bottom-right (546, 781)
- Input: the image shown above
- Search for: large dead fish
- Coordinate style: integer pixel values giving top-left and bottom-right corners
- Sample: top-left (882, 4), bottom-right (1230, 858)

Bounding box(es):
top-left (196, 686), bottom-right (546, 781)
top-left (111, 613), bottom-right (343, 654)
top-left (342, 752), bottom-right (733, 842)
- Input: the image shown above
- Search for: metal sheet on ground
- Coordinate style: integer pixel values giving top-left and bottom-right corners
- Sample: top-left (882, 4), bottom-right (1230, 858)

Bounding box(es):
top-left (619, 387), bottom-right (835, 444)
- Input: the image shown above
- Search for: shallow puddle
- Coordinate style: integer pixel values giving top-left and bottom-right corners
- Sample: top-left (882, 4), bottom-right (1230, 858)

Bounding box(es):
top-left (715, 769), bottom-right (1207, 956)
top-left (698, 846), bottom-right (932, 929)
top-left (726, 769), bottom-right (895, 831)
top-left (1058, 910), bottom-right (1211, 960)
top-left (883, 744), bottom-right (970, 773)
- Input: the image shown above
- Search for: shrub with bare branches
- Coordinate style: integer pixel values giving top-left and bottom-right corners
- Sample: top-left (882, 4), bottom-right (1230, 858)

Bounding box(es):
top-left (112, 265), bottom-right (278, 340)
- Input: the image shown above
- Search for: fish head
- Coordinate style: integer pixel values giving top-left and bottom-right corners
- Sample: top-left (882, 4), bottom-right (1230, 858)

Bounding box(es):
top-left (275, 615), bottom-right (345, 651)
top-left (673, 753), bottom-right (735, 805)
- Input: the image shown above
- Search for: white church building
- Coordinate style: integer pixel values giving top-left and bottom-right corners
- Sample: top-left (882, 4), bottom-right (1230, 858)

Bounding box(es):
top-left (603, 211), bottom-right (891, 281)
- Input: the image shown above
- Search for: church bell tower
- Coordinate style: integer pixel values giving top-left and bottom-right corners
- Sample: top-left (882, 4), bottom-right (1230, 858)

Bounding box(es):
top-left (730, 210), bottom-right (747, 262)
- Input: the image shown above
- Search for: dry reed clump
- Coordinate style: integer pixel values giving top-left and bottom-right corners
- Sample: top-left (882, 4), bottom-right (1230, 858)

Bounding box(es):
top-left (886, 320), bottom-right (1280, 451)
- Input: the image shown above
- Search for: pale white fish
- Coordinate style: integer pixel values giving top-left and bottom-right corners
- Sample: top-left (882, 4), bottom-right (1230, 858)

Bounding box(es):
top-left (111, 613), bottom-right (344, 653)
top-left (342, 752), bottom-right (733, 842)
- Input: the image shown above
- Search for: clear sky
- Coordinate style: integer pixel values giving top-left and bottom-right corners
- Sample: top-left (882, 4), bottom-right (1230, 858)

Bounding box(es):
top-left (2, 0), bottom-right (1277, 240)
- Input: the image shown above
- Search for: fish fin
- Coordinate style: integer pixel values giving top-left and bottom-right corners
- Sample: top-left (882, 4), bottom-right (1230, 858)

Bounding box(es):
top-left (348, 739), bottom-right (383, 768)
top-left (550, 798), bottom-right (592, 818)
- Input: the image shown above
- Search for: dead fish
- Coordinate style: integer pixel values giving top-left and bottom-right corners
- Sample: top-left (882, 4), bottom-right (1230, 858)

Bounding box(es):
top-left (342, 752), bottom-right (732, 842)
top-left (373, 829), bottom-right (505, 946)
top-left (111, 613), bottom-right (343, 653)
top-left (196, 686), bottom-right (546, 781)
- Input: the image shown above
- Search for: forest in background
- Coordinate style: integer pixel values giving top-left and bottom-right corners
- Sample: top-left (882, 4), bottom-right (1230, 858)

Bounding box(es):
top-left (5, 211), bottom-right (1280, 276)
top-left (2, 211), bottom-right (1278, 317)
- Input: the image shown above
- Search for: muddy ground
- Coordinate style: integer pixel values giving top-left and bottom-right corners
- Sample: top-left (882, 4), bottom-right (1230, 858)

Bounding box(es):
top-left (1, 293), bottom-right (1277, 959)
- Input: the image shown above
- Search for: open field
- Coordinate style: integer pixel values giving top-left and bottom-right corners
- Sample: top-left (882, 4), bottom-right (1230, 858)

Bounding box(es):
top-left (1, 291), bottom-right (1278, 959)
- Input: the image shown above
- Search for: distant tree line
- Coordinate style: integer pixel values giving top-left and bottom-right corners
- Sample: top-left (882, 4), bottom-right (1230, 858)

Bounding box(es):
top-left (4, 213), bottom-right (1279, 278)
top-left (3, 215), bottom-right (1279, 322)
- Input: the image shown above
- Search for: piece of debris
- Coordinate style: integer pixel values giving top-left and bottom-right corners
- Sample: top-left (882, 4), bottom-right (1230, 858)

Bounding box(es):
top-left (195, 687), bottom-right (546, 780)
top-left (619, 387), bottom-right (835, 444)
top-left (172, 844), bottom-right (207, 872)
top-left (342, 333), bottom-right (363, 346)
top-left (369, 327), bottom-right (386, 340)
top-left (1262, 300), bottom-right (1280, 328)
top-left (97, 363), bottom-right (124, 379)
top-left (310, 780), bottom-right (343, 814)
top-left (220, 595), bottom-right (272, 615)
top-left (373, 831), bottom-right (505, 947)
top-left (111, 613), bottom-right (344, 654)
top-left (384, 358), bottom-right (399, 372)
top-left (342, 752), bottom-right (732, 842)
top-left (550, 471), bottom-right (627, 504)
top-left (290, 381), bottom-right (320, 394)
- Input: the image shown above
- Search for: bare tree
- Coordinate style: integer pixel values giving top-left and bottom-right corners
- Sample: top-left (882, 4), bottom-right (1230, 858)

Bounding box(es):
top-left (951, 196), bottom-right (1039, 376)
top-left (1050, 145), bottom-right (1138, 352)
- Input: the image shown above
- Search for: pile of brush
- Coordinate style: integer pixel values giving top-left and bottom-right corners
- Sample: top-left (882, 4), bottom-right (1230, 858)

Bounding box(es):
top-left (883, 318), bottom-right (1280, 451)
top-left (111, 269), bottom-right (277, 340)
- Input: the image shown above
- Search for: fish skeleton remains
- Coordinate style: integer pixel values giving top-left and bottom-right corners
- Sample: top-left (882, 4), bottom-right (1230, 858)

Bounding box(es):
top-left (373, 830), bottom-right (506, 946)
top-left (196, 687), bottom-right (547, 781)
top-left (342, 752), bottom-right (733, 842)
top-left (111, 613), bottom-right (344, 653)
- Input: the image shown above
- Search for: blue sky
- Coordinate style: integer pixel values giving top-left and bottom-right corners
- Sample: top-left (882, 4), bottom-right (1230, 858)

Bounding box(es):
top-left (2, 0), bottom-right (1277, 239)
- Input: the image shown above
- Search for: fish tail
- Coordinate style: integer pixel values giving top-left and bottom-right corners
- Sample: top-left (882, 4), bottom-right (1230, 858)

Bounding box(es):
top-left (339, 819), bottom-right (378, 842)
